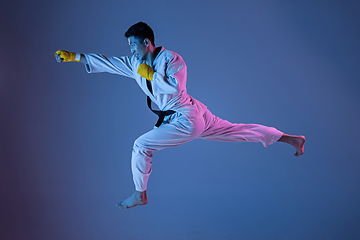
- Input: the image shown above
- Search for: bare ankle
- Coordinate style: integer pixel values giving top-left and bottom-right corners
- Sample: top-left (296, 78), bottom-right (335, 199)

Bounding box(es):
top-left (135, 190), bottom-right (147, 199)
top-left (278, 134), bottom-right (292, 144)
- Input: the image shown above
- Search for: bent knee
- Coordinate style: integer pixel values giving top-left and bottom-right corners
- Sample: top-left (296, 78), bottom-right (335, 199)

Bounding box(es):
top-left (132, 137), bottom-right (154, 154)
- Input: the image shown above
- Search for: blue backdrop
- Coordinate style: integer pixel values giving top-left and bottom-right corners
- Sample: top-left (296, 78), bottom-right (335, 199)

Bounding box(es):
top-left (1, 0), bottom-right (360, 239)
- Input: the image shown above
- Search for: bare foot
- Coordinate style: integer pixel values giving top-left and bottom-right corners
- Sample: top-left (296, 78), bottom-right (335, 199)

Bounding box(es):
top-left (116, 191), bottom-right (148, 209)
top-left (278, 134), bottom-right (306, 157)
top-left (293, 135), bottom-right (305, 157)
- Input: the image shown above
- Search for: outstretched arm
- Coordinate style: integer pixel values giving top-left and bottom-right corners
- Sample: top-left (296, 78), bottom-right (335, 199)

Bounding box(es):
top-left (54, 50), bottom-right (135, 79)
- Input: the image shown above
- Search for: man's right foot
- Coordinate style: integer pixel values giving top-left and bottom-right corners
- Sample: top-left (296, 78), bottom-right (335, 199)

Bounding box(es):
top-left (293, 136), bottom-right (305, 157)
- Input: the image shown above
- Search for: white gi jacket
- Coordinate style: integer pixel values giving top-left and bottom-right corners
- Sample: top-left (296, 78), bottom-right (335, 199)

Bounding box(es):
top-left (84, 47), bottom-right (207, 122)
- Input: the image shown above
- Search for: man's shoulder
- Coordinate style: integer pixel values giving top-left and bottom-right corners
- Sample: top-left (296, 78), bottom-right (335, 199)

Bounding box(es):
top-left (159, 47), bottom-right (184, 62)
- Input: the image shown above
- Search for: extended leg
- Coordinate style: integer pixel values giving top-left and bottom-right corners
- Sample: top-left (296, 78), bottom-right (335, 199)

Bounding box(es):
top-left (199, 109), bottom-right (283, 147)
top-left (199, 109), bottom-right (305, 156)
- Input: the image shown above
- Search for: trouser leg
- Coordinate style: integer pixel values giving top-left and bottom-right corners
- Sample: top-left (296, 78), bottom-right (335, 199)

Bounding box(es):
top-left (199, 109), bottom-right (283, 147)
top-left (131, 113), bottom-right (205, 192)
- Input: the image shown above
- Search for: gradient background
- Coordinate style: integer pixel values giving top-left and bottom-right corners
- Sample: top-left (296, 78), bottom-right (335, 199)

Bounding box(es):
top-left (1, 0), bottom-right (360, 239)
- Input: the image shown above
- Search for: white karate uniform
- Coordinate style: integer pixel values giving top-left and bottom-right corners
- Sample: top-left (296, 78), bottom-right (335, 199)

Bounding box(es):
top-left (84, 47), bottom-right (283, 191)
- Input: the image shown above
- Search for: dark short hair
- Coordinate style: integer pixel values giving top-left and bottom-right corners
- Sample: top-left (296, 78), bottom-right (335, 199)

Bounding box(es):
top-left (125, 22), bottom-right (155, 45)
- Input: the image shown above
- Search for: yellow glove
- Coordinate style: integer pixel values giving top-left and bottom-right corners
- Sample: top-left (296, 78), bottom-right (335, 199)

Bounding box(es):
top-left (137, 63), bottom-right (154, 81)
top-left (54, 50), bottom-right (81, 62)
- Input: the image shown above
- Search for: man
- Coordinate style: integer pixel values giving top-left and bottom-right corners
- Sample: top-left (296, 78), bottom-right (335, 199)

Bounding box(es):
top-left (55, 22), bottom-right (305, 209)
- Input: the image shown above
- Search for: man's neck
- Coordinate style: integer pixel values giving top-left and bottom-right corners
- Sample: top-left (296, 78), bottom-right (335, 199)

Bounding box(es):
top-left (145, 46), bottom-right (161, 66)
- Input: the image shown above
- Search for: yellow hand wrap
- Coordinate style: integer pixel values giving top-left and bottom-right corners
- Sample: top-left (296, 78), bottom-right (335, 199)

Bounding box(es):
top-left (137, 63), bottom-right (154, 81)
top-left (54, 50), bottom-right (80, 62)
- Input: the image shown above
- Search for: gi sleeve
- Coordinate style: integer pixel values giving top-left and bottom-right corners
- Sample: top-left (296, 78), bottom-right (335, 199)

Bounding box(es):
top-left (152, 54), bottom-right (186, 95)
top-left (84, 54), bottom-right (135, 79)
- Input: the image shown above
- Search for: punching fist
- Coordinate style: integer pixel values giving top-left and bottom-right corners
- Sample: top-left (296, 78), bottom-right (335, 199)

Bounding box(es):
top-left (137, 63), bottom-right (154, 81)
top-left (54, 50), bottom-right (81, 62)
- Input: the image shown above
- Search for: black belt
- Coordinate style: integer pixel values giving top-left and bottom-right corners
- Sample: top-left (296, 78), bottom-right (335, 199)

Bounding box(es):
top-left (146, 79), bottom-right (175, 127)
top-left (147, 97), bottom-right (176, 127)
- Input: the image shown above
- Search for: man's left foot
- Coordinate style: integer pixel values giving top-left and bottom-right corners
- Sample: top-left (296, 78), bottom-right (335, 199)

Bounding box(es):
top-left (116, 191), bottom-right (148, 209)
top-left (293, 136), bottom-right (305, 157)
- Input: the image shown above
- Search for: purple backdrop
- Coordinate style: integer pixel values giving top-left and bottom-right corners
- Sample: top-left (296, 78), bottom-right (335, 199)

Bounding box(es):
top-left (1, 0), bottom-right (360, 239)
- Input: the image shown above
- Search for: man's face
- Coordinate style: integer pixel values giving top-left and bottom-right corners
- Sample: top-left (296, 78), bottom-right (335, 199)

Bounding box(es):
top-left (128, 36), bottom-right (148, 60)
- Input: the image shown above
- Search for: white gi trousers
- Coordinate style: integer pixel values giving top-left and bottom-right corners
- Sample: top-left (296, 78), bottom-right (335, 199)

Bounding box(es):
top-left (132, 109), bottom-right (284, 191)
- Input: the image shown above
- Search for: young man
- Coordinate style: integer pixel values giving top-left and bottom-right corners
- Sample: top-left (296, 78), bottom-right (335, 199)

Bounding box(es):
top-left (55, 22), bottom-right (305, 209)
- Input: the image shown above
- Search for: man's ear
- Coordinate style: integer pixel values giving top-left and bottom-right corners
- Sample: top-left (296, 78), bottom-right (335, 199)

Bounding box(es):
top-left (144, 38), bottom-right (149, 47)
